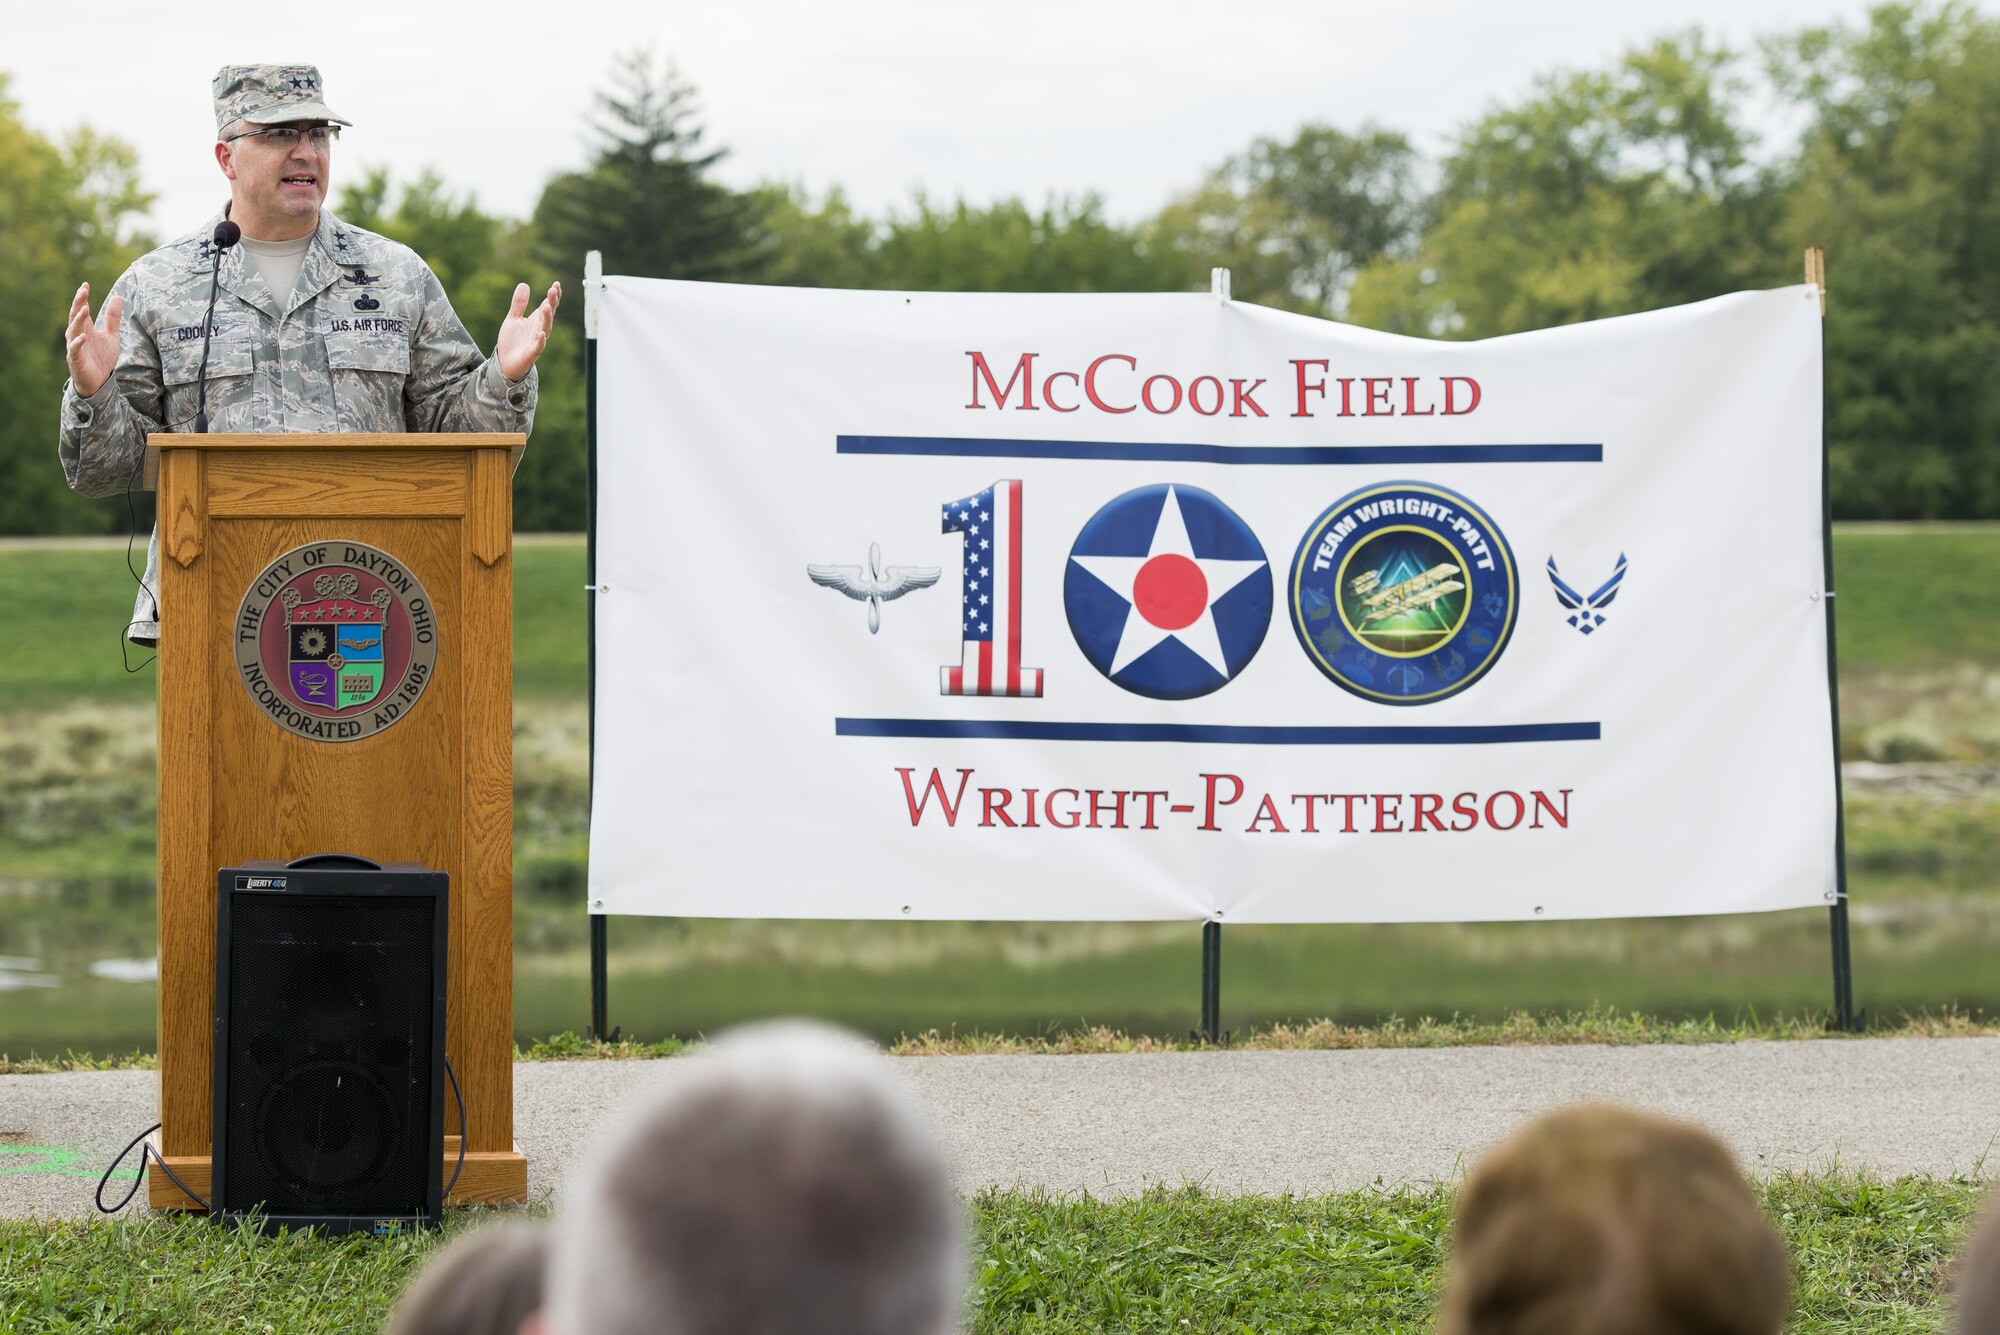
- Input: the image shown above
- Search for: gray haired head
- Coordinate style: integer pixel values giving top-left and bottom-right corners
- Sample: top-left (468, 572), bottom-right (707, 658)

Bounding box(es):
top-left (1958, 1194), bottom-right (2000, 1335)
top-left (212, 65), bottom-right (351, 134)
top-left (545, 1021), bottom-right (966, 1335)
top-left (386, 1221), bottom-right (548, 1335)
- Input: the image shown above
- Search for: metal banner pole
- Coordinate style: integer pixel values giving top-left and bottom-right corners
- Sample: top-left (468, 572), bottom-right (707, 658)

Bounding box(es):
top-left (1200, 919), bottom-right (1222, 1044)
top-left (1808, 246), bottom-right (1859, 1033)
top-left (584, 250), bottom-right (610, 1041)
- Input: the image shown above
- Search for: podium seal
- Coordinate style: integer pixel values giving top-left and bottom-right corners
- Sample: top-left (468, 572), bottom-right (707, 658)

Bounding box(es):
top-left (1287, 481), bottom-right (1517, 705)
top-left (232, 541), bottom-right (439, 742)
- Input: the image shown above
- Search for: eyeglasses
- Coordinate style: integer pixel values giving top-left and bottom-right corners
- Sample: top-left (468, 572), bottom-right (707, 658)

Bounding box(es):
top-left (224, 125), bottom-right (340, 149)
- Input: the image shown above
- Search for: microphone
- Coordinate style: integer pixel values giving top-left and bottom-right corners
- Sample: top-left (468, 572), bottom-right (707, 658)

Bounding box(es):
top-left (192, 220), bottom-right (241, 434)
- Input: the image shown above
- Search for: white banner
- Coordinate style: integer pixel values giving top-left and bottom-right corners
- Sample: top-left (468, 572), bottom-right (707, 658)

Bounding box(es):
top-left (590, 278), bottom-right (1835, 923)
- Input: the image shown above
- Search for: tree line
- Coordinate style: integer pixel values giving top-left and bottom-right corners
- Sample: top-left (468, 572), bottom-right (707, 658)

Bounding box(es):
top-left (4, 1), bottom-right (1995, 532)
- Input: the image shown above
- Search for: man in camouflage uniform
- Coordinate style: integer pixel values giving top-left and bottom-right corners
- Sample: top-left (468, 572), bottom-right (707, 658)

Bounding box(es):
top-left (59, 64), bottom-right (560, 644)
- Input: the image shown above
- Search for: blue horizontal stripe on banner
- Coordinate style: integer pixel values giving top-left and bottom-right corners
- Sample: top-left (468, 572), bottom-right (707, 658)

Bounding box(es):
top-left (835, 720), bottom-right (1600, 745)
top-left (836, 436), bottom-right (1602, 465)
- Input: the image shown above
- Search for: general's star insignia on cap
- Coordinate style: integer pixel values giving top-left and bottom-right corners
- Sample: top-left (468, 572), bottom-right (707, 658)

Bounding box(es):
top-left (212, 64), bottom-right (351, 134)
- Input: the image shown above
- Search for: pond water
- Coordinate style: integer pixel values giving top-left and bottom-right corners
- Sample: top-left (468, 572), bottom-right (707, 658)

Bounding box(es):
top-left (0, 957), bottom-right (58, 991)
top-left (3, 882), bottom-right (1994, 1056)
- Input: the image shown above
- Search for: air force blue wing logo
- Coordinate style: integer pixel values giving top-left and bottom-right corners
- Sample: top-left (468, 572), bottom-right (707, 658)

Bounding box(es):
top-left (1547, 553), bottom-right (1627, 635)
top-left (808, 542), bottom-right (941, 633)
top-left (1063, 484), bottom-right (1272, 700)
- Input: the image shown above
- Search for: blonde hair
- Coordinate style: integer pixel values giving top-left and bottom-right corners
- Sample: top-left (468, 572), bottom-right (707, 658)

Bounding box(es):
top-left (386, 1220), bottom-right (547, 1335)
top-left (1439, 1104), bottom-right (1791, 1335)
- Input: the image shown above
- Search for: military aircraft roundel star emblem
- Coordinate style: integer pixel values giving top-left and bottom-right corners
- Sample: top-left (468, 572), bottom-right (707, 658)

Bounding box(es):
top-left (1063, 484), bottom-right (1272, 700)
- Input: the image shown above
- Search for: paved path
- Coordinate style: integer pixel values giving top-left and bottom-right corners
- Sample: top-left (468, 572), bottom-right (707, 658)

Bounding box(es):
top-left (3, 1038), bottom-right (1996, 1221)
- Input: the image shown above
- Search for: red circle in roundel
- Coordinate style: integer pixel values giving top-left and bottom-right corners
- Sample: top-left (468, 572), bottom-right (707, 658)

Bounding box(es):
top-left (1132, 554), bottom-right (1208, 630)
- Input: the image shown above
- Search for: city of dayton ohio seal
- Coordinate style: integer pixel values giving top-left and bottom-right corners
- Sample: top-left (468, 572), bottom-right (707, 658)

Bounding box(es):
top-left (1288, 481), bottom-right (1517, 706)
top-left (233, 541), bottom-right (439, 742)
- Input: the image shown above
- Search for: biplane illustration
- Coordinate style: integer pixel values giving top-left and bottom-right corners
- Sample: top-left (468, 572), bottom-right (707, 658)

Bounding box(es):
top-left (1350, 562), bottom-right (1465, 627)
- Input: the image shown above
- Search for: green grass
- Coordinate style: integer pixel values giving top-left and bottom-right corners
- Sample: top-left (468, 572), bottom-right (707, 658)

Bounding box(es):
top-left (0, 1175), bottom-right (1986, 1333)
top-left (883, 1005), bottom-right (1998, 1054)
top-left (1830, 526), bottom-right (2000, 670)
top-left (2, 526), bottom-right (1993, 708)
top-left (508, 535), bottom-right (588, 700)
top-left (7, 1006), bottom-right (1992, 1072)
top-left (0, 537), bottom-right (590, 711)
top-left (0, 546), bottom-right (164, 711)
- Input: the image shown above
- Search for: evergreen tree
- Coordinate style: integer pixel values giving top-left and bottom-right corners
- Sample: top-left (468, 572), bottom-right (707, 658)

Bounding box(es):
top-left (522, 53), bottom-right (765, 531)
top-left (534, 51), bottom-right (765, 288)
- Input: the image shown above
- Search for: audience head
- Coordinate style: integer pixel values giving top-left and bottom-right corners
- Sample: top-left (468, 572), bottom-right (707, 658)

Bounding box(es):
top-left (1439, 1103), bottom-right (1790, 1335)
top-left (387, 1220), bottom-right (548, 1335)
top-left (543, 1020), bottom-right (965, 1335)
top-left (1957, 1194), bottom-right (2000, 1335)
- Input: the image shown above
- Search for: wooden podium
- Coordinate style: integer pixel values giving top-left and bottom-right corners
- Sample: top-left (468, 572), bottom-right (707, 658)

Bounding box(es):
top-left (144, 432), bottom-right (527, 1209)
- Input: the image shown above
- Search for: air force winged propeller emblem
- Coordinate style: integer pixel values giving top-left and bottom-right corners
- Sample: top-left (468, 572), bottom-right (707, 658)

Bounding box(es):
top-left (808, 542), bottom-right (941, 634)
top-left (1547, 553), bottom-right (1628, 635)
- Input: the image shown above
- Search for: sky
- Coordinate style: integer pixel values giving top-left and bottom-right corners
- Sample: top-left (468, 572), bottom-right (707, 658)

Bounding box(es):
top-left (6, 0), bottom-right (1979, 236)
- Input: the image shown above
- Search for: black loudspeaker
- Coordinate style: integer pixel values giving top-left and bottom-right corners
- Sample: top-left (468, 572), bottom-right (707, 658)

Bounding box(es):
top-left (213, 855), bottom-right (447, 1235)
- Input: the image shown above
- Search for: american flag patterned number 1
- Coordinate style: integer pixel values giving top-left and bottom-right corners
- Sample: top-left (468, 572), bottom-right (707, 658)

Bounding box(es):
top-left (940, 480), bottom-right (1044, 698)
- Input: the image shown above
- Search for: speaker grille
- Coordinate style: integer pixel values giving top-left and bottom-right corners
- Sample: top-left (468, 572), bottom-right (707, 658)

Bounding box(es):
top-left (220, 894), bottom-right (437, 1216)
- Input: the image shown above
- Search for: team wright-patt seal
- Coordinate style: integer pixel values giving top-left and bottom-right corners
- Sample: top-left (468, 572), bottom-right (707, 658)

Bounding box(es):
top-left (1288, 480), bottom-right (1517, 705)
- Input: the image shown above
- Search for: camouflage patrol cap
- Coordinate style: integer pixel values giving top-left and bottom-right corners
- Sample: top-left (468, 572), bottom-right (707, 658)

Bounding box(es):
top-left (212, 65), bottom-right (352, 135)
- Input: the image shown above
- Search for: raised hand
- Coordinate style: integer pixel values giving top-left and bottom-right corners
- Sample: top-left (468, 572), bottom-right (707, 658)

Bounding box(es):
top-left (496, 281), bottom-right (561, 383)
top-left (65, 284), bottom-right (124, 398)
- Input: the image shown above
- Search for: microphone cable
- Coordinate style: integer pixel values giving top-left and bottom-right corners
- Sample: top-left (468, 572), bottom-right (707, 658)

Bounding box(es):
top-left (95, 1058), bottom-right (468, 1219)
top-left (117, 441), bottom-right (157, 674)
top-left (192, 220), bottom-right (240, 434)
top-left (112, 219), bottom-right (241, 668)
top-left (96, 1122), bottom-right (208, 1214)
